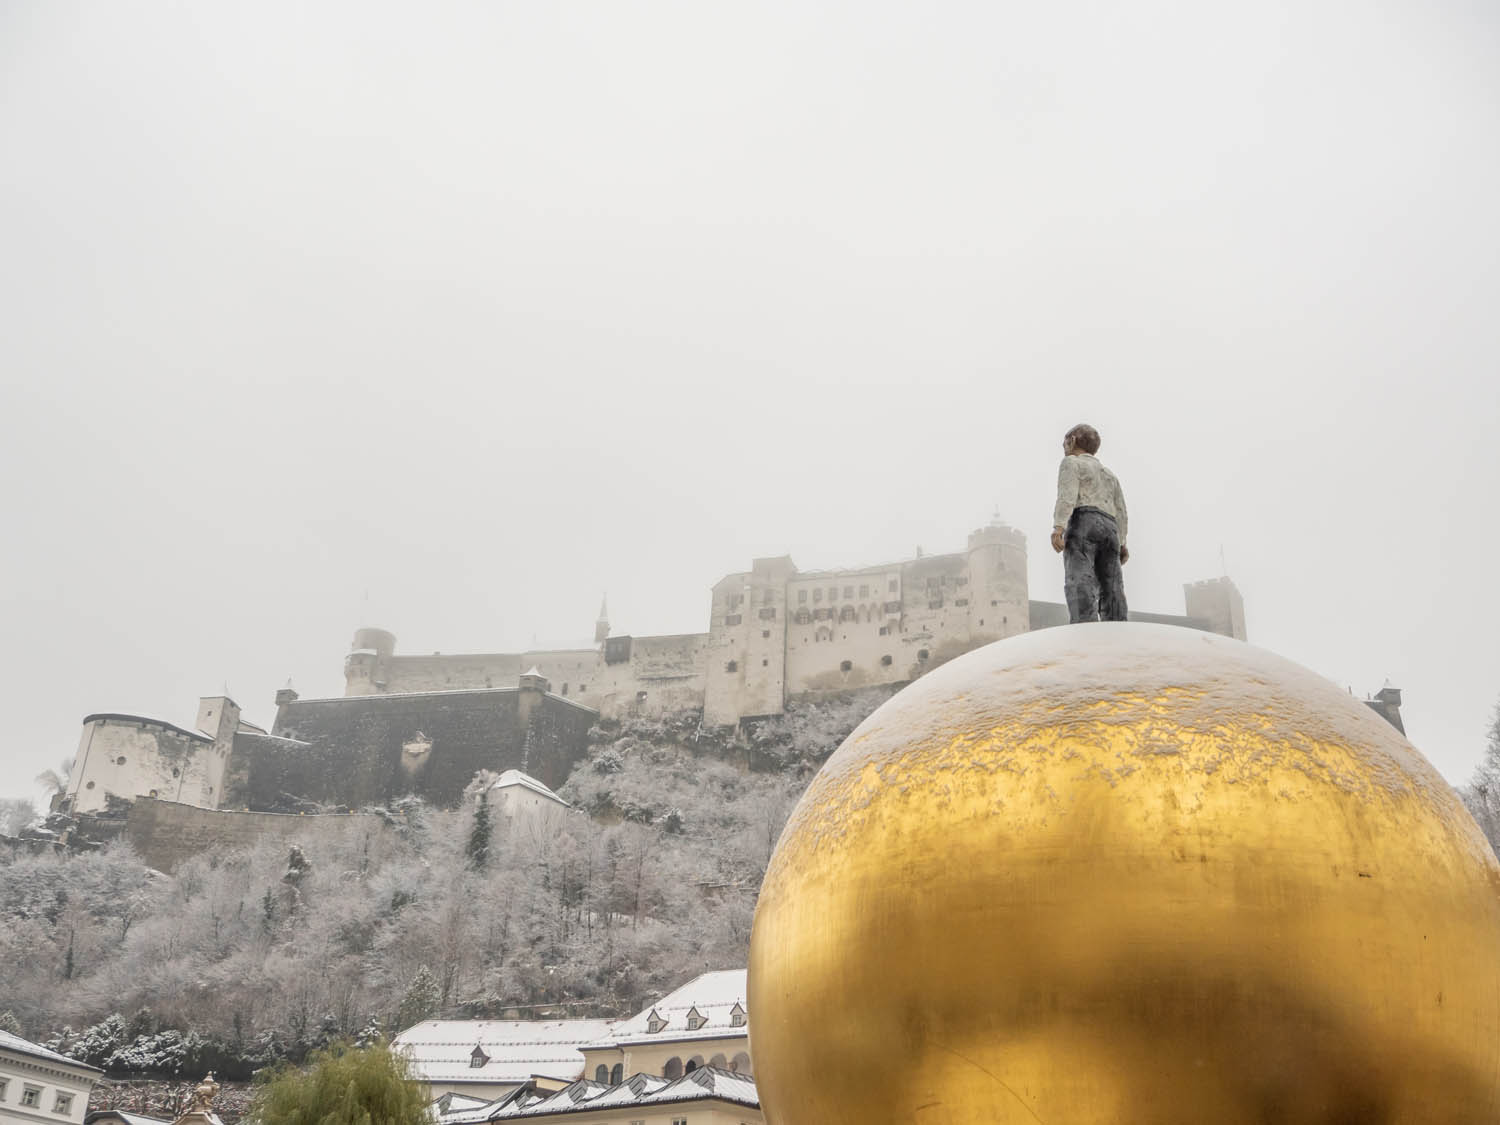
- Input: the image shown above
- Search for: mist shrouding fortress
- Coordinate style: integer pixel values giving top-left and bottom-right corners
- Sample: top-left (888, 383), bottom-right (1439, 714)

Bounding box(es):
top-left (60, 523), bottom-right (1246, 829)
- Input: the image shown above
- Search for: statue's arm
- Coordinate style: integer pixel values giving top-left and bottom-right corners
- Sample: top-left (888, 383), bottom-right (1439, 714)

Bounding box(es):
top-left (1115, 477), bottom-right (1128, 548)
top-left (1053, 457), bottom-right (1078, 531)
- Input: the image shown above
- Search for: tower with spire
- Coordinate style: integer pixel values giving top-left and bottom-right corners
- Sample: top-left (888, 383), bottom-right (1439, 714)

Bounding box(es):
top-left (594, 595), bottom-right (610, 645)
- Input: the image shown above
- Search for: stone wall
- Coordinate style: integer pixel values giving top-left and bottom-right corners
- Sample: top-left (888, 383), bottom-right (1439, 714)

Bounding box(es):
top-left (68, 716), bottom-right (229, 814)
top-left (226, 687), bottom-right (597, 811)
top-left (123, 797), bottom-right (393, 873)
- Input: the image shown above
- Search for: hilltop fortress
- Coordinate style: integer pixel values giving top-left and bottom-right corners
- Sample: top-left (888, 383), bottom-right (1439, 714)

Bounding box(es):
top-left (345, 521), bottom-right (1245, 725)
top-left (55, 522), bottom-right (1249, 861)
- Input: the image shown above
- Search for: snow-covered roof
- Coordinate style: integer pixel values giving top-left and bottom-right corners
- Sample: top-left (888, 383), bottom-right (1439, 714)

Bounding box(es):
top-left (393, 1019), bottom-right (614, 1085)
top-left (490, 770), bottom-right (569, 808)
top-left (86, 1112), bottom-right (171, 1125)
top-left (436, 1068), bottom-right (758, 1122)
top-left (0, 1029), bottom-right (102, 1073)
top-left (587, 969), bottom-right (748, 1048)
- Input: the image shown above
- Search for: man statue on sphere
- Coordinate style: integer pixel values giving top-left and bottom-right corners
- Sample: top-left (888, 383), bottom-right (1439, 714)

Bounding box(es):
top-left (1050, 423), bottom-right (1129, 623)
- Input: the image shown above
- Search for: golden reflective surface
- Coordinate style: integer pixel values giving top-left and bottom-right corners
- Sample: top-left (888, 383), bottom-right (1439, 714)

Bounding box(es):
top-left (749, 625), bottom-right (1500, 1124)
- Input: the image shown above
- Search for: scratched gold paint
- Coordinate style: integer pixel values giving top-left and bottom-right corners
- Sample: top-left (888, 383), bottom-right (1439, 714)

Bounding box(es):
top-left (748, 624), bottom-right (1500, 1124)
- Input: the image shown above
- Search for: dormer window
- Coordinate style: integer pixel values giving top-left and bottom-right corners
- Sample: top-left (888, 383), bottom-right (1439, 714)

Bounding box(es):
top-left (470, 1046), bottom-right (488, 1068)
top-left (685, 1006), bottom-right (706, 1031)
top-left (730, 1002), bottom-right (747, 1028)
top-left (646, 1008), bottom-right (668, 1034)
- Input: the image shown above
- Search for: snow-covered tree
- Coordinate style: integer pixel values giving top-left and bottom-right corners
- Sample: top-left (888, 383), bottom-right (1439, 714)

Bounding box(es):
top-left (0, 798), bottom-right (37, 837)
top-left (1459, 699), bottom-right (1500, 855)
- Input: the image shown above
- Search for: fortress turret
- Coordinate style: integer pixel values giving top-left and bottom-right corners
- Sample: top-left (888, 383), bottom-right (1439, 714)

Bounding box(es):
top-left (1184, 577), bottom-right (1246, 641)
top-left (964, 519), bottom-right (1030, 643)
top-left (345, 627), bottom-right (397, 696)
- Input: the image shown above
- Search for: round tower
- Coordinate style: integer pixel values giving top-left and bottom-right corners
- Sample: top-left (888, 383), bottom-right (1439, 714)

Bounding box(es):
top-left (964, 520), bottom-right (1029, 642)
top-left (345, 627), bottom-right (396, 696)
top-left (352, 627), bottom-right (397, 658)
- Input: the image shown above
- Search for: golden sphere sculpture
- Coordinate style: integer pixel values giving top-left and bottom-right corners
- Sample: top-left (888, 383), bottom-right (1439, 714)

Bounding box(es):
top-left (749, 624), bottom-right (1500, 1124)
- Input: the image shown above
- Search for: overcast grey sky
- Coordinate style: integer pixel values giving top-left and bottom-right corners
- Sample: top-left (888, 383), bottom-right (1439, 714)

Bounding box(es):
top-left (2, 0), bottom-right (1497, 808)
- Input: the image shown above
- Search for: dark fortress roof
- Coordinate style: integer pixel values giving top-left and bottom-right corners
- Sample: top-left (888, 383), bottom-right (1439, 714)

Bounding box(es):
top-left (82, 713), bottom-right (213, 742)
top-left (226, 688), bottom-right (598, 811)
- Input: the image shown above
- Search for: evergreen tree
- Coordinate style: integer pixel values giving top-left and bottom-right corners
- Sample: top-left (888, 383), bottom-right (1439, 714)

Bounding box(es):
top-left (249, 1043), bottom-right (428, 1125)
top-left (466, 796), bottom-right (491, 871)
top-left (394, 967), bottom-right (440, 1032)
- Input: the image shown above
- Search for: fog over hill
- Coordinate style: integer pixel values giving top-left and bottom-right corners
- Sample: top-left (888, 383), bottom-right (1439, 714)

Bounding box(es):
top-left (2, 0), bottom-right (1498, 816)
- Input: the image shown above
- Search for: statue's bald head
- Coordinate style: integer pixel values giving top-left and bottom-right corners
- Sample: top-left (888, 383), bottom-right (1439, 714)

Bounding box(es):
top-left (1064, 424), bottom-right (1101, 455)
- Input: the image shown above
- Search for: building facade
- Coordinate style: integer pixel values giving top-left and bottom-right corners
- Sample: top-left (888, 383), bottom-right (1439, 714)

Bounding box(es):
top-left (0, 1032), bottom-right (101, 1125)
top-left (345, 523), bottom-right (1245, 725)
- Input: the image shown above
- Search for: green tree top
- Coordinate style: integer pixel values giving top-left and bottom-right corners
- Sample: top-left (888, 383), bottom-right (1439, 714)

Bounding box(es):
top-left (248, 1042), bottom-right (428, 1125)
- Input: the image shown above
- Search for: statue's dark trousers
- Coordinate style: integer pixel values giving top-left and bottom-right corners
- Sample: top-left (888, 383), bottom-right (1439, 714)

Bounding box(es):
top-left (1064, 507), bottom-right (1128, 623)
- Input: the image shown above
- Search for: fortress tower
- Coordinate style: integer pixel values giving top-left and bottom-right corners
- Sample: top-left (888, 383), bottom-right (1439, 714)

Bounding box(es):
top-left (963, 521), bottom-right (1031, 645)
top-left (344, 627), bottom-right (398, 696)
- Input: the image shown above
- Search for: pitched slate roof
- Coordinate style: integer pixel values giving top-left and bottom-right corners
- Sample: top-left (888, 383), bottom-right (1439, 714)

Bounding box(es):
top-left (587, 969), bottom-right (748, 1048)
top-left (392, 1019), bottom-right (615, 1086)
top-left (435, 1068), bottom-right (758, 1121)
top-left (0, 1029), bottom-right (102, 1073)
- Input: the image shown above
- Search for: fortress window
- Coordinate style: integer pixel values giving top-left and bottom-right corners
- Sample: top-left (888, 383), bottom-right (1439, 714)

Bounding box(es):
top-left (759, 608), bottom-right (776, 620)
top-left (580, 683), bottom-right (587, 692)
top-left (884, 601), bottom-right (901, 614)
top-left (149, 789), bottom-right (159, 798)
top-left (918, 649), bottom-right (930, 662)
top-left (116, 756), bottom-right (127, 766)
top-left (843, 586), bottom-right (853, 598)
top-left (54, 1093), bottom-right (74, 1115)
top-left (813, 588), bottom-right (822, 602)
top-left (762, 659), bottom-right (768, 666)
top-left (827, 587), bottom-right (837, 601)
top-left (840, 660), bottom-right (852, 673)
top-left (879, 626), bottom-right (889, 636)
top-left (889, 579), bottom-right (898, 592)
top-left (929, 598), bottom-right (943, 609)
top-left (636, 691), bottom-right (647, 703)
top-left (762, 630), bottom-right (771, 638)
top-left (86, 781), bottom-right (95, 789)
top-left (957, 577), bottom-right (968, 587)
top-left (724, 614), bottom-right (742, 626)
top-left (795, 609), bottom-right (811, 625)
top-left (726, 661), bottom-right (738, 673)
top-left (859, 584), bottom-right (869, 598)
top-left (955, 598), bottom-right (969, 607)
top-left (171, 768), bottom-right (180, 778)
top-left (798, 590), bottom-right (807, 603)
top-left (881, 654), bottom-right (893, 666)
top-left (561, 683), bottom-right (568, 695)
top-left (611, 1063), bottom-right (623, 1084)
